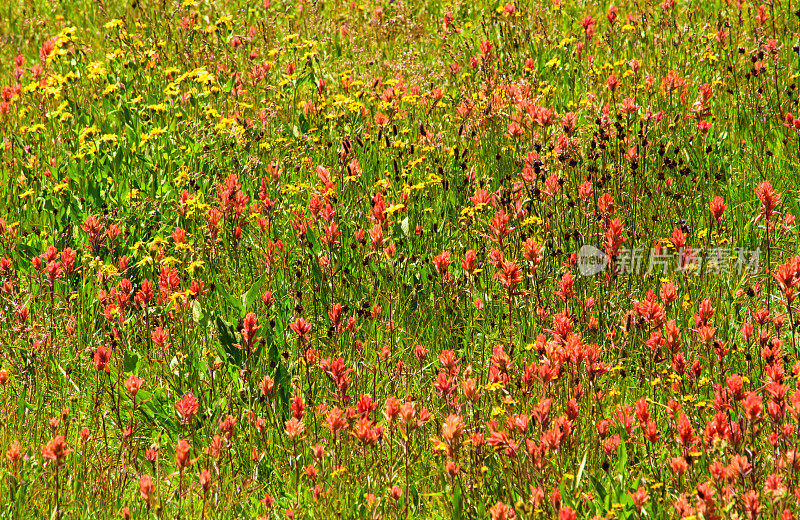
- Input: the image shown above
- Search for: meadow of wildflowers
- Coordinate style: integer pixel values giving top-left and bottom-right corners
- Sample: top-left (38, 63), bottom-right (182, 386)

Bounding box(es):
top-left (1, 0), bottom-right (800, 518)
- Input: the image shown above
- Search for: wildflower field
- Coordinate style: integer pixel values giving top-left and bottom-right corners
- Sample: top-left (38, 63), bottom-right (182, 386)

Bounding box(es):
top-left (2, 0), bottom-right (800, 518)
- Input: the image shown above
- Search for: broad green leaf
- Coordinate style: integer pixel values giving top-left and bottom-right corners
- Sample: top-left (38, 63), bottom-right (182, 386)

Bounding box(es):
top-left (242, 274), bottom-right (267, 312)
top-left (123, 350), bottom-right (141, 374)
top-left (191, 300), bottom-right (204, 323)
top-left (218, 284), bottom-right (244, 317)
top-left (451, 484), bottom-right (463, 520)
top-left (215, 315), bottom-right (244, 367)
top-left (617, 439), bottom-right (628, 477)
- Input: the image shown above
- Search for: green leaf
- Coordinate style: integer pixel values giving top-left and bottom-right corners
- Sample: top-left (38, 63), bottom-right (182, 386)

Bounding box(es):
top-left (215, 315), bottom-right (243, 367)
top-left (16, 387), bottom-right (27, 421)
top-left (451, 484), bottom-right (463, 520)
top-left (191, 300), bottom-right (204, 324)
top-left (123, 350), bottom-right (141, 374)
top-left (298, 113), bottom-right (310, 134)
top-left (274, 360), bottom-right (291, 419)
top-left (222, 75), bottom-right (234, 93)
top-left (113, 148), bottom-right (124, 172)
top-left (590, 475), bottom-right (607, 503)
top-left (137, 388), bottom-right (177, 434)
top-left (242, 274), bottom-right (266, 312)
top-left (267, 340), bottom-right (280, 366)
top-left (218, 284), bottom-right (244, 317)
top-left (305, 227), bottom-right (318, 251)
top-left (617, 439), bottom-right (628, 476)
top-left (311, 257), bottom-right (322, 286)
top-left (295, 70), bottom-right (316, 92)
top-left (575, 450), bottom-right (588, 492)
top-left (410, 484), bottom-right (420, 511)
top-left (351, 486), bottom-right (366, 518)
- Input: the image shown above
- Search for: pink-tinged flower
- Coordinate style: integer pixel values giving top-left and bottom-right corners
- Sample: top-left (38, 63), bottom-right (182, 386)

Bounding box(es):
top-left (289, 317), bottom-right (312, 344)
top-left (489, 501), bottom-right (516, 520)
top-left (433, 251), bottom-right (451, 276)
top-left (175, 439), bottom-right (191, 471)
top-left (607, 5), bottom-right (618, 23)
top-left (558, 507), bottom-right (576, 520)
top-left (603, 219), bottom-right (626, 258)
top-left (285, 417), bottom-right (305, 440)
top-left (743, 392), bottom-right (763, 421)
top-left (441, 414), bottom-right (464, 456)
top-left (384, 397), bottom-right (401, 423)
top-left (94, 345), bottom-right (111, 373)
top-left (755, 180), bottom-right (781, 217)
top-left (42, 435), bottom-right (72, 463)
top-left (755, 4), bottom-right (769, 24)
top-left (353, 416), bottom-right (380, 446)
top-left (259, 375), bottom-right (274, 397)
top-left (523, 238), bottom-right (542, 267)
top-left (139, 474), bottom-right (154, 506)
top-left (124, 374), bottom-right (143, 396)
top-left (629, 486), bottom-right (649, 512)
top-left (175, 392), bottom-right (199, 424)
top-left (742, 490), bottom-right (761, 519)
top-left (146, 448), bottom-right (158, 463)
top-left (151, 327), bottom-right (169, 347)
top-left (670, 456), bottom-right (688, 476)
top-left (710, 196), bottom-right (727, 224)
top-left (199, 468), bottom-right (212, 491)
top-left (489, 210), bottom-right (513, 245)
top-left (6, 441), bottom-right (21, 464)
top-left (462, 250), bottom-right (477, 274)
top-left (606, 74), bottom-right (620, 91)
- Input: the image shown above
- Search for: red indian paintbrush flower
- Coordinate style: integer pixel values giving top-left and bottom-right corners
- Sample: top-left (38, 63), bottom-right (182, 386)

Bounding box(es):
top-left (710, 196), bottom-right (728, 225)
top-left (175, 392), bottom-right (199, 424)
top-left (285, 417), bottom-right (305, 440)
top-left (289, 317), bottom-right (312, 344)
top-left (603, 219), bottom-right (626, 260)
top-left (234, 312), bottom-right (260, 359)
top-left (6, 440), bottom-right (21, 464)
top-left (462, 249), bottom-right (477, 274)
top-left (324, 407), bottom-right (347, 435)
top-left (755, 180), bottom-right (781, 219)
top-left (124, 374), bottom-right (143, 396)
top-left (175, 439), bottom-right (191, 471)
top-left (433, 251), bottom-right (451, 276)
top-left (199, 468), bottom-right (212, 492)
top-left (93, 345), bottom-right (111, 373)
top-left (523, 238), bottom-right (541, 268)
top-left (489, 209), bottom-right (513, 246)
top-left (498, 261), bottom-right (522, 292)
top-left (139, 474), bottom-right (154, 506)
top-left (490, 501), bottom-right (516, 520)
top-left (441, 414), bottom-right (464, 455)
top-left (630, 487), bottom-right (649, 512)
top-left (42, 435), bottom-right (72, 463)
top-left (151, 327), bottom-right (169, 347)
top-left (259, 375), bottom-right (274, 397)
